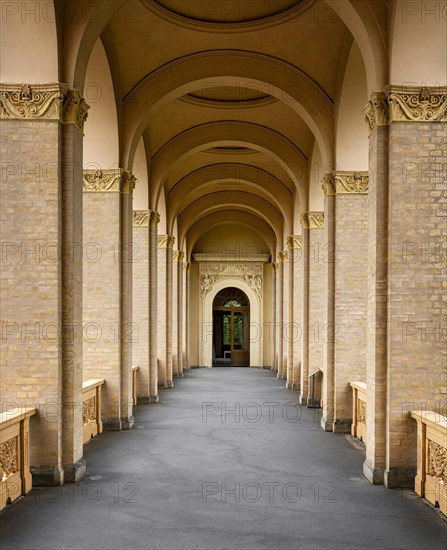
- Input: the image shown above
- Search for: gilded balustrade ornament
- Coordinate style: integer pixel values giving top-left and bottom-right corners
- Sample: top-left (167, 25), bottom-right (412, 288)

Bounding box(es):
top-left (82, 397), bottom-right (97, 426)
top-left (428, 439), bottom-right (447, 483)
top-left (0, 84), bottom-right (90, 132)
top-left (365, 86), bottom-right (447, 133)
top-left (300, 212), bottom-right (324, 229)
top-left (133, 210), bottom-right (151, 227)
top-left (0, 437), bottom-right (18, 480)
top-left (357, 399), bottom-right (366, 423)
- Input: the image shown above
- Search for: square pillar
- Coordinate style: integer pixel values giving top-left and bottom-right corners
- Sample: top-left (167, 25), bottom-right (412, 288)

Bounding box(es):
top-left (0, 84), bottom-right (88, 484)
top-left (132, 211), bottom-right (150, 403)
top-left (82, 169), bottom-right (135, 431)
top-left (149, 212), bottom-right (160, 401)
top-left (300, 212), bottom-right (325, 408)
top-left (286, 236), bottom-right (302, 390)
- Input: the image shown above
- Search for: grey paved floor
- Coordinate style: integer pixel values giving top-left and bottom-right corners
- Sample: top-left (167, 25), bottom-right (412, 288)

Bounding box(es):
top-left (1, 368), bottom-right (446, 550)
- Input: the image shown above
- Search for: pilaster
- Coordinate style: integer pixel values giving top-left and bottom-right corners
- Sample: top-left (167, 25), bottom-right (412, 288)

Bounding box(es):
top-left (149, 212), bottom-right (160, 402)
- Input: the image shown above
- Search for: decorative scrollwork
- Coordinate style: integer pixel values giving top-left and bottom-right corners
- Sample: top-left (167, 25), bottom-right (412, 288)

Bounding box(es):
top-left (0, 83), bottom-right (64, 119)
top-left (334, 172), bottom-right (369, 194)
top-left (300, 212), bottom-right (324, 229)
top-left (357, 399), bottom-right (366, 423)
top-left (133, 210), bottom-right (150, 226)
top-left (322, 173), bottom-right (336, 197)
top-left (83, 397), bottom-right (97, 426)
top-left (364, 91), bottom-right (388, 133)
top-left (0, 437), bottom-right (18, 480)
top-left (286, 236), bottom-right (302, 250)
top-left (83, 169), bottom-right (122, 192)
top-left (428, 439), bottom-right (447, 483)
top-left (62, 89), bottom-right (90, 132)
top-left (387, 86), bottom-right (447, 122)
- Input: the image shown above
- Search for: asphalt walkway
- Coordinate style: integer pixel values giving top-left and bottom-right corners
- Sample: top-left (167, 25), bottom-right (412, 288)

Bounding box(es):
top-left (1, 368), bottom-right (446, 549)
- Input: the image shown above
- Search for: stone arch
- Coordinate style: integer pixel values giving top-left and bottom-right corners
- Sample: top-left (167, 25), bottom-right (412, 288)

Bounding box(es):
top-left (201, 278), bottom-right (263, 367)
top-left (186, 213), bottom-right (277, 260)
top-left (167, 163), bottom-right (293, 233)
top-left (150, 121), bottom-right (308, 211)
top-left (121, 50), bottom-right (334, 170)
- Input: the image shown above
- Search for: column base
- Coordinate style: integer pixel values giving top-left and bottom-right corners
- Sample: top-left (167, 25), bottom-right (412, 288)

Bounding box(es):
top-left (298, 393), bottom-right (307, 405)
top-left (138, 395), bottom-right (159, 404)
top-left (173, 373), bottom-right (184, 379)
top-left (30, 465), bottom-right (65, 486)
top-left (363, 459), bottom-right (385, 485)
top-left (64, 458), bottom-right (87, 483)
top-left (285, 381), bottom-right (293, 389)
top-left (333, 419), bottom-right (352, 434)
top-left (165, 380), bottom-right (174, 389)
top-left (102, 416), bottom-right (135, 431)
top-left (384, 467), bottom-right (416, 489)
top-left (277, 373), bottom-right (287, 380)
top-left (320, 417), bottom-right (333, 432)
top-left (307, 397), bottom-right (321, 408)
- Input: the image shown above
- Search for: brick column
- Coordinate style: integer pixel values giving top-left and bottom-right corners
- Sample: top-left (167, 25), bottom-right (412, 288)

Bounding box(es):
top-left (185, 262), bottom-right (191, 370)
top-left (379, 86), bottom-right (445, 488)
top-left (299, 225), bottom-right (310, 405)
top-left (172, 250), bottom-right (179, 379)
top-left (157, 235), bottom-right (175, 389)
top-left (271, 263), bottom-right (277, 372)
top-left (324, 173), bottom-right (369, 434)
top-left (177, 251), bottom-right (185, 377)
top-left (132, 211), bottom-right (150, 403)
top-left (83, 169), bottom-right (135, 431)
top-left (285, 239), bottom-right (294, 388)
top-left (276, 252), bottom-right (285, 379)
top-left (149, 212), bottom-right (160, 402)
top-left (281, 249), bottom-right (289, 383)
top-left (301, 212), bottom-right (325, 408)
top-left (0, 84), bottom-right (88, 484)
top-left (363, 92), bottom-right (389, 485)
top-left (287, 236), bottom-right (302, 391)
top-left (321, 180), bottom-right (336, 431)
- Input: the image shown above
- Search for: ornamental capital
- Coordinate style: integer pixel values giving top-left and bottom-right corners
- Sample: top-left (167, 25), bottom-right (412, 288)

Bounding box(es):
top-left (277, 251), bottom-right (288, 263)
top-left (133, 210), bottom-right (151, 226)
top-left (322, 173), bottom-right (336, 197)
top-left (286, 235), bottom-right (302, 249)
top-left (121, 171), bottom-right (136, 195)
top-left (364, 91), bottom-right (388, 133)
top-left (61, 88), bottom-right (90, 133)
top-left (149, 211), bottom-right (160, 228)
top-left (300, 211), bottom-right (324, 229)
top-left (158, 235), bottom-right (175, 249)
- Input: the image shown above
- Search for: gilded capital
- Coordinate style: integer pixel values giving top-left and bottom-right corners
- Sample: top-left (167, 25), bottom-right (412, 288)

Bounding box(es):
top-left (364, 91), bottom-right (388, 133)
top-left (133, 210), bottom-right (151, 227)
top-left (277, 251), bottom-right (288, 263)
top-left (322, 173), bottom-right (336, 197)
top-left (61, 89), bottom-right (90, 133)
top-left (149, 211), bottom-right (160, 228)
top-left (121, 171), bottom-right (136, 195)
top-left (157, 235), bottom-right (175, 249)
top-left (287, 235), bottom-right (302, 249)
top-left (300, 212), bottom-right (324, 229)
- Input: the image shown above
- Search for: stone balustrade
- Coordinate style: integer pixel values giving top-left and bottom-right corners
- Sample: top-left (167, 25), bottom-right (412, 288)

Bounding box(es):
top-left (82, 379), bottom-right (104, 444)
top-left (132, 366), bottom-right (139, 406)
top-left (350, 381), bottom-right (367, 441)
top-left (0, 407), bottom-right (36, 511)
top-left (411, 410), bottom-right (447, 516)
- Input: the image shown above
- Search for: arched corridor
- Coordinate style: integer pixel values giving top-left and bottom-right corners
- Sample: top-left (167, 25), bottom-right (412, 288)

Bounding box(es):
top-left (1, 370), bottom-right (446, 550)
top-left (0, 1), bottom-right (446, 547)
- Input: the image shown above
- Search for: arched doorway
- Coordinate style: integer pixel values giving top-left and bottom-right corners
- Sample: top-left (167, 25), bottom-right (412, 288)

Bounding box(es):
top-left (212, 288), bottom-right (250, 367)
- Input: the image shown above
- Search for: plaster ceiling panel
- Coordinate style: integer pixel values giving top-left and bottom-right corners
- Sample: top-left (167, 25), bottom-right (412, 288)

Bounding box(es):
top-left (109, 1), bottom-right (348, 101)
